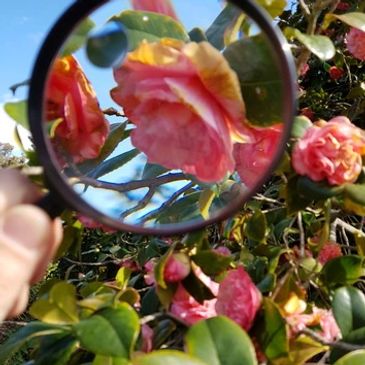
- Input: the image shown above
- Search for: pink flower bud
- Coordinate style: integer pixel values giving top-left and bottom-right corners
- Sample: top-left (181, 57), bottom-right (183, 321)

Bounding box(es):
top-left (328, 66), bottom-right (344, 80)
top-left (164, 253), bottom-right (190, 283)
top-left (318, 242), bottom-right (342, 265)
top-left (346, 28), bottom-right (365, 61)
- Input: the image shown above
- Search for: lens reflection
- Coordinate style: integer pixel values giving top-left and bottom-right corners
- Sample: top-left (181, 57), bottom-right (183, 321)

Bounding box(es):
top-left (42, 0), bottom-right (287, 229)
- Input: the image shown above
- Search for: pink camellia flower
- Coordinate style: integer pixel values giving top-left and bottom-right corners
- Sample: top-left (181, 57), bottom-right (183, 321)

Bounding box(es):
top-left (286, 308), bottom-right (341, 342)
top-left (346, 28), bottom-right (365, 61)
top-left (215, 266), bottom-right (262, 331)
top-left (233, 124), bottom-right (283, 188)
top-left (46, 56), bottom-right (109, 163)
top-left (329, 66), bottom-right (345, 80)
top-left (318, 242), bottom-right (342, 265)
top-left (131, 0), bottom-right (178, 21)
top-left (111, 39), bottom-right (248, 183)
top-left (336, 2), bottom-right (350, 10)
top-left (77, 214), bottom-right (116, 233)
top-left (214, 246), bottom-right (231, 256)
top-left (170, 268), bottom-right (219, 325)
top-left (144, 259), bottom-right (157, 286)
top-left (164, 253), bottom-right (191, 283)
top-left (292, 116), bottom-right (365, 185)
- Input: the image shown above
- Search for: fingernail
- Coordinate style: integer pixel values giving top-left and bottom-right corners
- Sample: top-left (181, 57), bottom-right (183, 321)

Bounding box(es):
top-left (1, 206), bottom-right (51, 249)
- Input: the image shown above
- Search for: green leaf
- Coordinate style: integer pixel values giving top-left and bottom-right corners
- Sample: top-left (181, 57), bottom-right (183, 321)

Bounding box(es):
top-left (116, 267), bottom-right (132, 290)
top-left (93, 355), bottom-right (130, 365)
top-left (285, 27), bottom-right (335, 60)
top-left (332, 287), bottom-right (365, 337)
top-left (0, 322), bottom-right (66, 363)
top-left (191, 250), bottom-right (232, 276)
top-left (88, 149), bottom-right (139, 179)
top-left (198, 189), bottom-right (216, 220)
top-left (321, 255), bottom-right (365, 287)
top-left (333, 350), bottom-right (365, 364)
top-left (87, 21), bottom-right (128, 68)
top-left (354, 233), bottom-right (365, 256)
top-left (30, 282), bottom-right (79, 324)
top-left (296, 176), bottom-right (344, 201)
top-left (324, 12), bottom-right (365, 32)
top-left (3, 100), bottom-right (28, 129)
top-left (132, 350), bottom-right (206, 365)
top-left (256, 0), bottom-right (287, 18)
top-left (142, 163), bottom-right (169, 179)
top-left (181, 270), bottom-right (216, 304)
top-left (74, 304), bottom-right (140, 358)
top-left (111, 10), bottom-right (189, 51)
top-left (291, 116), bottom-right (312, 138)
top-left (205, 4), bottom-right (242, 49)
top-left (244, 210), bottom-right (268, 242)
top-left (223, 35), bottom-right (284, 126)
top-left (185, 316), bottom-right (257, 365)
top-left (60, 17), bottom-right (95, 56)
top-left (188, 27), bottom-right (208, 43)
top-left (285, 176), bottom-right (312, 214)
top-left (33, 334), bottom-right (78, 365)
top-left (344, 184), bottom-right (365, 206)
top-left (258, 298), bottom-right (289, 361)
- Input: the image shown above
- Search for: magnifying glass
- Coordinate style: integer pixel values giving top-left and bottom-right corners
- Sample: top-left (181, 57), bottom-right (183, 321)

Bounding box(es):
top-left (28, 0), bottom-right (296, 236)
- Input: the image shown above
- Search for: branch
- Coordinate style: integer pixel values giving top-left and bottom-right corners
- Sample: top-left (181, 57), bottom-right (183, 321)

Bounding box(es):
top-left (102, 107), bottom-right (125, 118)
top-left (61, 257), bottom-right (120, 267)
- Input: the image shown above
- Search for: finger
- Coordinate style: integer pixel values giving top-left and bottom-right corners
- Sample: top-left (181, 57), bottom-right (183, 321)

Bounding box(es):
top-left (31, 218), bottom-right (64, 284)
top-left (0, 205), bottom-right (53, 321)
top-left (6, 285), bottom-right (29, 319)
top-left (0, 169), bottom-right (42, 213)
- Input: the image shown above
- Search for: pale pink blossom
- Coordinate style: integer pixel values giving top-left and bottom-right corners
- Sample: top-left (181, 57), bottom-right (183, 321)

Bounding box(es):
top-left (111, 39), bottom-right (248, 183)
top-left (144, 259), bottom-right (157, 286)
top-left (164, 253), bottom-right (190, 283)
top-left (292, 116), bottom-right (365, 185)
top-left (346, 28), bottom-right (365, 61)
top-left (170, 268), bottom-right (219, 325)
top-left (131, 0), bottom-right (178, 21)
top-left (215, 266), bottom-right (261, 331)
top-left (318, 242), bottom-right (342, 265)
top-left (214, 246), bottom-right (231, 256)
top-left (233, 124), bottom-right (283, 188)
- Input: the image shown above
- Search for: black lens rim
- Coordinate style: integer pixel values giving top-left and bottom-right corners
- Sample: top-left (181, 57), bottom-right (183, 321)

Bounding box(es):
top-left (28, 0), bottom-right (297, 235)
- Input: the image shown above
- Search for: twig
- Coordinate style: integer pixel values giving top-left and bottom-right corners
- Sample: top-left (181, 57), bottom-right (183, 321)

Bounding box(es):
top-left (0, 321), bottom-right (28, 326)
top-left (102, 107), bottom-right (125, 118)
top-left (9, 79), bottom-right (30, 95)
top-left (62, 257), bottom-right (120, 267)
top-left (298, 211), bottom-right (306, 257)
top-left (120, 188), bottom-right (155, 219)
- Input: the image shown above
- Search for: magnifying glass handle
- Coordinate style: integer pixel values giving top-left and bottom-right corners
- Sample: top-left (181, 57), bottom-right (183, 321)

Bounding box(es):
top-left (36, 193), bottom-right (65, 219)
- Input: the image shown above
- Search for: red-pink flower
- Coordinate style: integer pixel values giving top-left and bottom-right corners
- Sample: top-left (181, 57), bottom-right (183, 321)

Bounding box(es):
top-left (233, 124), bottom-right (283, 188)
top-left (292, 116), bottom-right (365, 185)
top-left (300, 107), bottom-right (314, 121)
top-left (336, 2), bottom-right (350, 10)
top-left (77, 214), bottom-right (116, 233)
top-left (131, 0), bottom-right (178, 21)
top-left (46, 56), bottom-right (109, 163)
top-left (170, 268), bottom-right (219, 325)
top-left (329, 66), bottom-right (345, 80)
top-left (111, 39), bottom-right (248, 183)
top-left (346, 28), bottom-right (365, 61)
top-left (164, 253), bottom-right (190, 283)
top-left (318, 242), bottom-right (342, 265)
top-left (144, 259), bottom-right (157, 286)
top-left (215, 266), bottom-right (261, 331)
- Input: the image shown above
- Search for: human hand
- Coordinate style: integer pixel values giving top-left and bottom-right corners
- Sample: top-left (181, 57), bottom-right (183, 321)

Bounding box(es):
top-left (0, 169), bottom-right (63, 321)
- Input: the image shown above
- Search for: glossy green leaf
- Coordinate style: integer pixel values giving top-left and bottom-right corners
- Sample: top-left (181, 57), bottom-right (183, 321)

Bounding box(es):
top-left (60, 17), bottom-right (95, 56)
top-left (286, 176), bottom-right (312, 214)
top-left (291, 116), bottom-right (312, 138)
top-left (256, 0), bottom-right (287, 18)
top-left (74, 304), bottom-right (140, 357)
top-left (30, 282), bottom-right (79, 324)
top-left (296, 176), bottom-right (344, 201)
top-left (33, 334), bottom-right (78, 365)
top-left (224, 35), bottom-right (283, 126)
top-left (324, 12), bottom-right (365, 31)
top-left (3, 100), bottom-right (28, 129)
top-left (205, 4), bottom-right (242, 49)
top-left (116, 267), bottom-right (132, 290)
top-left (88, 149), bottom-right (139, 179)
top-left (0, 322), bottom-right (66, 363)
top-left (182, 270), bottom-right (216, 304)
top-left (111, 11), bottom-right (189, 51)
top-left (322, 255), bottom-right (365, 287)
top-left (132, 350), bottom-right (206, 365)
top-left (186, 316), bottom-right (257, 365)
top-left (188, 27), bottom-right (207, 43)
top-left (333, 350), bottom-right (365, 364)
top-left (191, 250), bottom-right (232, 276)
top-left (244, 210), bottom-right (268, 242)
top-left (332, 287), bottom-right (365, 337)
top-left (198, 189), bottom-right (216, 220)
top-left (93, 355), bottom-right (130, 365)
top-left (153, 319), bottom-right (177, 349)
top-left (285, 27), bottom-right (335, 60)
top-left (344, 184), bottom-right (365, 206)
top-left (258, 298), bottom-right (289, 361)
top-left (87, 21), bottom-right (128, 68)
top-left (354, 233), bottom-right (365, 256)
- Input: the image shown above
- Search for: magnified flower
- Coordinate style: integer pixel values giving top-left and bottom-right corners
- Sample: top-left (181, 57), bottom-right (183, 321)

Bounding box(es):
top-left (131, 0), bottom-right (178, 21)
top-left (215, 266), bottom-right (261, 331)
top-left (345, 28), bottom-right (365, 61)
top-left (292, 116), bottom-right (365, 185)
top-left (111, 39), bottom-right (248, 183)
top-left (46, 56), bottom-right (109, 163)
top-left (233, 124), bottom-right (283, 188)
